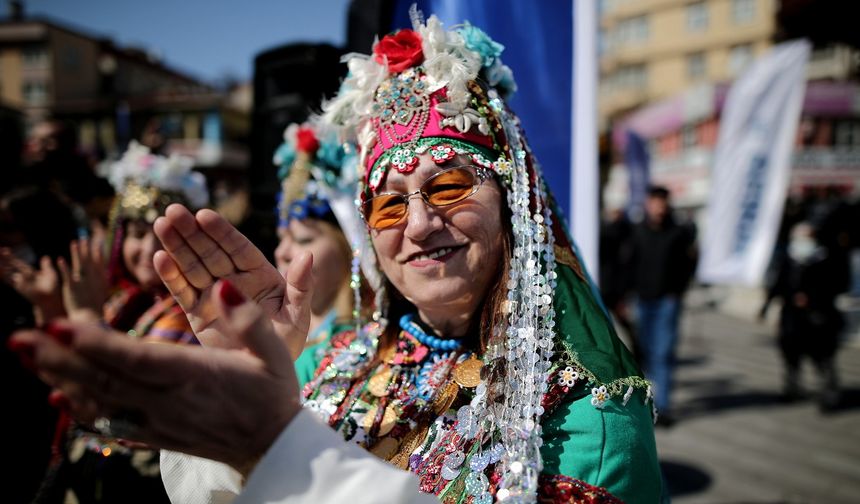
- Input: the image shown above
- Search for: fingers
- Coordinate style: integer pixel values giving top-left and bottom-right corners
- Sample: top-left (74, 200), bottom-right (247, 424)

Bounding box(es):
top-left (174, 208), bottom-right (236, 278)
top-left (69, 240), bottom-right (82, 280)
top-left (60, 320), bottom-right (200, 389)
top-left (0, 248), bottom-right (33, 277)
top-left (153, 250), bottom-right (199, 311)
top-left (284, 251), bottom-right (314, 314)
top-left (11, 328), bottom-right (124, 410)
top-left (38, 255), bottom-right (54, 275)
top-left (164, 205), bottom-right (234, 279)
top-left (196, 208), bottom-right (270, 273)
top-left (153, 212), bottom-right (214, 289)
top-left (214, 280), bottom-right (293, 378)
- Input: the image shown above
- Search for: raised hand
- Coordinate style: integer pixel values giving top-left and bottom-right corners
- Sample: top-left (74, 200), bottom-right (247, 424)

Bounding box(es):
top-left (153, 204), bottom-right (313, 357)
top-left (8, 280), bottom-right (301, 475)
top-left (57, 237), bottom-right (109, 322)
top-left (0, 248), bottom-right (64, 324)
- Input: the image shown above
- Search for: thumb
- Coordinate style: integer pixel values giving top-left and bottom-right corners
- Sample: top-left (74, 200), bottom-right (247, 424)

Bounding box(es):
top-left (39, 255), bottom-right (54, 274)
top-left (214, 280), bottom-right (293, 378)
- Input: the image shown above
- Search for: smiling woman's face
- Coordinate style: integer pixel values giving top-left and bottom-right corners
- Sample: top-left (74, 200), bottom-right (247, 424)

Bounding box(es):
top-left (370, 153), bottom-right (505, 324)
top-left (275, 217), bottom-right (351, 316)
top-left (123, 219), bottom-right (162, 291)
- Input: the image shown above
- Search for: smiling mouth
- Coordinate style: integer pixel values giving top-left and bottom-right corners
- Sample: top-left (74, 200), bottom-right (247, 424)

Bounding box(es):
top-left (406, 245), bottom-right (464, 264)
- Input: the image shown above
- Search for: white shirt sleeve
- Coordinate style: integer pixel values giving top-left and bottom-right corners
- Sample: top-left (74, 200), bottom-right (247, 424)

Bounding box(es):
top-left (160, 450), bottom-right (242, 504)
top-left (237, 409), bottom-right (439, 504)
top-left (161, 409), bottom-right (439, 504)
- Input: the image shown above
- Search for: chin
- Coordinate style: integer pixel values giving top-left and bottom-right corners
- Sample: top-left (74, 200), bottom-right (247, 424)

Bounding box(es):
top-left (402, 277), bottom-right (479, 311)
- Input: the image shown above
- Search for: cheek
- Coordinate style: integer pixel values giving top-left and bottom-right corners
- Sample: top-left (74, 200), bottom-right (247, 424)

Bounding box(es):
top-left (370, 231), bottom-right (401, 277)
top-left (122, 239), bottom-right (139, 270)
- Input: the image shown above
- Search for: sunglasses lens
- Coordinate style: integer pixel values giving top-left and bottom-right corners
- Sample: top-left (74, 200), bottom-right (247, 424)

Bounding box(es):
top-left (365, 194), bottom-right (407, 229)
top-left (425, 168), bottom-right (477, 206)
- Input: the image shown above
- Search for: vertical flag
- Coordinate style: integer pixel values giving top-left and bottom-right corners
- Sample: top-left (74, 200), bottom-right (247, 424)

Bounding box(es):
top-left (697, 40), bottom-right (811, 286)
top-left (624, 129), bottom-right (650, 221)
top-left (391, 0), bottom-right (599, 277)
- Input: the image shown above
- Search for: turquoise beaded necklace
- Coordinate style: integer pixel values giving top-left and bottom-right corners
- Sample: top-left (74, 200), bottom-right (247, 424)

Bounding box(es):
top-left (399, 313), bottom-right (464, 351)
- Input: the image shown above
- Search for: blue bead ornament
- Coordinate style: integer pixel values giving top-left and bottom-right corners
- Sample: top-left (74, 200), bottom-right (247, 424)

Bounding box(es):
top-left (399, 313), bottom-right (464, 351)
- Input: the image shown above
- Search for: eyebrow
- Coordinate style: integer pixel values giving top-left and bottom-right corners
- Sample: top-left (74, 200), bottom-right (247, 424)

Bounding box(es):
top-left (379, 156), bottom-right (470, 192)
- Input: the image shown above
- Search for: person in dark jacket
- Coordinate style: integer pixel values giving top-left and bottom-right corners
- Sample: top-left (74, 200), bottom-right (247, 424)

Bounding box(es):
top-left (631, 186), bottom-right (697, 425)
top-left (761, 221), bottom-right (845, 410)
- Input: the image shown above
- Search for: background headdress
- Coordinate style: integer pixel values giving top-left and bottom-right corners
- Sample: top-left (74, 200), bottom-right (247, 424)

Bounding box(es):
top-left (273, 122), bottom-right (382, 294)
top-left (321, 9), bottom-right (646, 502)
top-left (103, 141), bottom-right (210, 297)
top-left (107, 141), bottom-right (209, 223)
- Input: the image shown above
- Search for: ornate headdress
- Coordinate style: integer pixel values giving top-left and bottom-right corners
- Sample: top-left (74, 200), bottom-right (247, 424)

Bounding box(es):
top-left (273, 122), bottom-right (382, 309)
top-left (322, 9), bottom-right (647, 502)
top-left (107, 141), bottom-right (209, 223)
top-left (274, 123), bottom-right (352, 227)
top-left (104, 141), bottom-right (209, 288)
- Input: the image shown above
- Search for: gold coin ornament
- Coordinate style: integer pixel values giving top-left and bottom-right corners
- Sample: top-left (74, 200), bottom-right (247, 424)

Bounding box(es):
top-left (370, 436), bottom-right (400, 460)
top-left (431, 381), bottom-right (460, 415)
top-left (378, 404), bottom-right (398, 436)
top-left (364, 403), bottom-right (398, 437)
top-left (368, 367), bottom-right (393, 397)
top-left (453, 357), bottom-right (483, 388)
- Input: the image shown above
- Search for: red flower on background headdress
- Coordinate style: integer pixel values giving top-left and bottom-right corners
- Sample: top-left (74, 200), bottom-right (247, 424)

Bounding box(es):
top-left (373, 29), bottom-right (424, 73)
top-left (296, 127), bottom-right (321, 154)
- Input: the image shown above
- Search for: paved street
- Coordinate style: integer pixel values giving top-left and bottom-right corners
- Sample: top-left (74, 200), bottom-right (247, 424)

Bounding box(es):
top-left (654, 306), bottom-right (860, 503)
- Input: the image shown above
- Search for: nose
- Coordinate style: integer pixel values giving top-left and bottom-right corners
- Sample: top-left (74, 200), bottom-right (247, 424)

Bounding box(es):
top-left (274, 236), bottom-right (293, 265)
top-left (403, 193), bottom-right (442, 242)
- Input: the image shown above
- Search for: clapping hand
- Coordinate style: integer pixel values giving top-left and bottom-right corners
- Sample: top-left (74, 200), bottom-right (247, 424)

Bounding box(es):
top-left (0, 248), bottom-right (64, 324)
top-left (152, 204), bottom-right (313, 357)
top-left (8, 280), bottom-right (302, 475)
top-left (56, 237), bottom-right (109, 322)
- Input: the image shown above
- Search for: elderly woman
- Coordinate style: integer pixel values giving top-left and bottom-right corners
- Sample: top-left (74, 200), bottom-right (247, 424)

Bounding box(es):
top-left (11, 13), bottom-right (662, 504)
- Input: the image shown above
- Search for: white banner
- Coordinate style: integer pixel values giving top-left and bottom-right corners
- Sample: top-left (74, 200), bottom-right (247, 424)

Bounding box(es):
top-left (697, 40), bottom-right (811, 286)
top-left (570, 0), bottom-right (599, 279)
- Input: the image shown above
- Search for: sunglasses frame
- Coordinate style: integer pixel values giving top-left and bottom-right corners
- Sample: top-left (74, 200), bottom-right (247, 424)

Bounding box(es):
top-left (361, 165), bottom-right (492, 230)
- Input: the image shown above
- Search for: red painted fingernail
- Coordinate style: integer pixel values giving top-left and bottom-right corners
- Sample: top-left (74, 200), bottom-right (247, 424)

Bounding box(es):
top-left (48, 390), bottom-right (71, 410)
top-left (219, 280), bottom-right (245, 307)
top-left (44, 321), bottom-right (74, 346)
top-left (8, 339), bottom-right (36, 372)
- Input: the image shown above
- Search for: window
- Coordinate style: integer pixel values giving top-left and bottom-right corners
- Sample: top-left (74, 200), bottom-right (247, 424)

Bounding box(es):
top-left (687, 2), bottom-right (708, 32)
top-left (21, 46), bottom-right (48, 68)
top-left (835, 120), bottom-right (860, 147)
top-left (599, 28), bottom-right (611, 55)
top-left (732, 0), bottom-right (756, 24)
top-left (729, 44), bottom-right (754, 75)
top-left (22, 81), bottom-right (48, 104)
top-left (616, 15), bottom-right (649, 46)
top-left (613, 64), bottom-right (648, 90)
top-left (687, 52), bottom-right (706, 80)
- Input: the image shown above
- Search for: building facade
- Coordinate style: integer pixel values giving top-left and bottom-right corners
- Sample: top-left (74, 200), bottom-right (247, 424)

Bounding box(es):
top-left (600, 0), bottom-right (860, 212)
top-left (0, 14), bottom-right (249, 172)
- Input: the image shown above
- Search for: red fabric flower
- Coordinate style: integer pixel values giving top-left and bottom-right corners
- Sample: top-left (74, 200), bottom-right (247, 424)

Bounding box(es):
top-left (296, 127), bottom-right (320, 154)
top-left (374, 29), bottom-right (424, 73)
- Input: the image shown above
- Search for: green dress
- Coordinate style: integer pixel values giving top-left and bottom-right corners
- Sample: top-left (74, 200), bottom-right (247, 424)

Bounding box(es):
top-left (294, 258), bottom-right (664, 503)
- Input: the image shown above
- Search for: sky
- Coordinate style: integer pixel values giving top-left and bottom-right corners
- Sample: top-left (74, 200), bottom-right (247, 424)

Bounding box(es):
top-left (26, 0), bottom-right (351, 83)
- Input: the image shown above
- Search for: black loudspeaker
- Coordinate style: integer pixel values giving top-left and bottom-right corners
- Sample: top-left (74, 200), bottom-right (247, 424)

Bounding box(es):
top-left (247, 43), bottom-right (345, 258)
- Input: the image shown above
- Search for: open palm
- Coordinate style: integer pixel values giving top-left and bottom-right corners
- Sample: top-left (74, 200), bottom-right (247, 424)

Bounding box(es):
top-left (153, 204), bottom-right (312, 358)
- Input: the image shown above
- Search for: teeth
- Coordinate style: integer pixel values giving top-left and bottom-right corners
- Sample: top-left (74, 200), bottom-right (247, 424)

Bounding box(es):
top-left (415, 247), bottom-right (453, 261)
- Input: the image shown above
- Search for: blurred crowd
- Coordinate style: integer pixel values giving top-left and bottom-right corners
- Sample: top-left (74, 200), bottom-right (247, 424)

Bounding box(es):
top-left (598, 184), bottom-right (860, 423)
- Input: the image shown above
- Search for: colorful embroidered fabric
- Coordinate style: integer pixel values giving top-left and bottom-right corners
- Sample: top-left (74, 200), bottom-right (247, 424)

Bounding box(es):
top-left (301, 318), bottom-right (626, 502)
